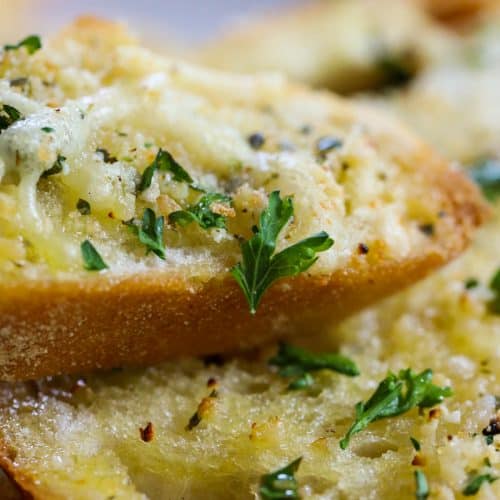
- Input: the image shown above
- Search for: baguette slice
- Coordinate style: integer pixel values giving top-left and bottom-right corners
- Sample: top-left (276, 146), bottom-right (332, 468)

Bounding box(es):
top-left (197, 0), bottom-right (457, 93)
top-left (0, 18), bottom-right (488, 381)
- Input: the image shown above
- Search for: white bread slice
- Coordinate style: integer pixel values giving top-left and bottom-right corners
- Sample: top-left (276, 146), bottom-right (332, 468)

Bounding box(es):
top-left (0, 18), bottom-right (488, 381)
top-left (0, 201), bottom-right (500, 499)
top-left (197, 0), bottom-right (456, 93)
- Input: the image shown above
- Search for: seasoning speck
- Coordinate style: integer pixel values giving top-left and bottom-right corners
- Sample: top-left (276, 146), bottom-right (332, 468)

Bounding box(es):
top-left (140, 422), bottom-right (154, 442)
top-left (316, 136), bottom-right (342, 156)
top-left (358, 243), bottom-right (369, 255)
top-left (418, 223), bottom-right (435, 237)
top-left (464, 278), bottom-right (479, 290)
top-left (248, 132), bottom-right (265, 150)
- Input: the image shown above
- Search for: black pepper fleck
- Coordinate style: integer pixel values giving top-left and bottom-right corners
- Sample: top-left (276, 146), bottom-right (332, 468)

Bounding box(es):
top-left (418, 223), bottom-right (435, 236)
top-left (482, 417), bottom-right (500, 436)
top-left (358, 243), bottom-right (369, 254)
top-left (248, 132), bottom-right (265, 150)
top-left (316, 136), bottom-right (342, 156)
top-left (96, 148), bottom-right (117, 164)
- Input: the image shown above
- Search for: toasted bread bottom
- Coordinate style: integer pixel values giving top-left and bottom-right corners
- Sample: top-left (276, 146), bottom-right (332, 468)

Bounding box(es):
top-left (0, 166), bottom-right (486, 381)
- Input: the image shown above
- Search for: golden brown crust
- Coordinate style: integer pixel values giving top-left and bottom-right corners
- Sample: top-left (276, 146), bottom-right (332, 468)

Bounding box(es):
top-left (419, 0), bottom-right (497, 26)
top-left (0, 156), bottom-right (488, 381)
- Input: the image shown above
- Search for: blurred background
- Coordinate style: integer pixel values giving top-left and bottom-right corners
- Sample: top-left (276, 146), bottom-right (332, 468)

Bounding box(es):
top-left (0, 0), bottom-right (294, 44)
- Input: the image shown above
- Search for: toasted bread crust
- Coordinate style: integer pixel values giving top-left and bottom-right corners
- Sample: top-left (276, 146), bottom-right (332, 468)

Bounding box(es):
top-left (0, 159), bottom-right (487, 381)
top-left (420, 0), bottom-right (495, 24)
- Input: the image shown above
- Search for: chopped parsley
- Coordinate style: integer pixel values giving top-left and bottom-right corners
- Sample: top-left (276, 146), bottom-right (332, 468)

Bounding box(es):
top-left (487, 269), bottom-right (500, 314)
top-left (41, 126), bottom-right (54, 133)
top-left (76, 199), bottom-right (91, 215)
top-left (41, 155), bottom-right (66, 178)
top-left (339, 369), bottom-right (452, 449)
top-left (96, 148), bottom-right (117, 164)
top-left (414, 470), bottom-right (429, 500)
top-left (169, 192), bottom-right (233, 230)
top-left (470, 159), bottom-right (500, 201)
top-left (259, 457), bottom-right (302, 500)
top-left (463, 473), bottom-right (498, 496)
top-left (4, 35), bottom-right (42, 55)
top-left (410, 437), bottom-right (421, 452)
top-left (231, 191), bottom-right (333, 314)
top-left (465, 278), bottom-right (479, 290)
top-left (0, 104), bottom-right (23, 131)
top-left (269, 342), bottom-right (359, 390)
top-left (138, 148), bottom-right (193, 192)
top-left (81, 240), bottom-right (108, 271)
top-left (376, 52), bottom-right (415, 88)
top-left (124, 208), bottom-right (166, 259)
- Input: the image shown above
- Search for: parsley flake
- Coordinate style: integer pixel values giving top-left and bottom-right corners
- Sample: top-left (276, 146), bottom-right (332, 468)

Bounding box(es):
top-left (259, 457), bottom-right (302, 500)
top-left (414, 470), bottom-right (429, 500)
top-left (0, 104), bottom-right (23, 131)
top-left (41, 126), bottom-right (54, 133)
top-left (231, 191), bottom-right (333, 314)
top-left (169, 192), bottom-right (232, 230)
top-left (76, 198), bottom-right (91, 215)
top-left (340, 369), bottom-right (452, 449)
top-left (124, 208), bottom-right (166, 259)
top-left (487, 269), bottom-right (500, 314)
top-left (269, 342), bottom-right (359, 390)
top-left (81, 240), bottom-right (108, 271)
top-left (410, 437), bottom-right (421, 452)
top-left (96, 148), bottom-right (117, 164)
top-left (139, 148), bottom-right (193, 192)
top-left (4, 35), bottom-right (42, 55)
top-left (41, 155), bottom-right (66, 178)
top-left (465, 278), bottom-right (479, 290)
top-left (463, 473), bottom-right (498, 496)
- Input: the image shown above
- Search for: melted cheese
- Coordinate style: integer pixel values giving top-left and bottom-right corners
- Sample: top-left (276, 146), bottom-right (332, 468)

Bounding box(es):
top-left (0, 21), bottom-right (442, 281)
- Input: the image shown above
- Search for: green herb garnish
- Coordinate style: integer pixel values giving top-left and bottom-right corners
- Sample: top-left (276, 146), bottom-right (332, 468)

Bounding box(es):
top-left (4, 35), bottom-right (42, 55)
top-left (41, 126), bottom-right (54, 133)
top-left (410, 437), bottom-right (421, 452)
top-left (41, 155), bottom-right (66, 178)
top-left (259, 457), bottom-right (302, 500)
top-left (0, 104), bottom-right (22, 131)
top-left (96, 148), bottom-right (117, 164)
top-left (470, 159), bottom-right (500, 201)
top-left (81, 240), bottom-right (108, 271)
top-left (169, 192), bottom-right (232, 230)
top-left (463, 473), bottom-right (498, 496)
top-left (269, 342), bottom-right (359, 390)
top-left (231, 191), bottom-right (333, 314)
top-left (465, 278), bottom-right (479, 290)
top-left (339, 369), bottom-right (452, 449)
top-left (124, 208), bottom-right (165, 259)
top-left (414, 470), bottom-right (429, 500)
top-left (76, 198), bottom-right (91, 215)
top-left (139, 148), bottom-right (193, 192)
top-left (376, 52), bottom-right (415, 88)
top-left (487, 269), bottom-right (500, 313)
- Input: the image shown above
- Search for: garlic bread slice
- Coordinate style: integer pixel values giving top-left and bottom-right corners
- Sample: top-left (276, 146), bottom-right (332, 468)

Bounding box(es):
top-left (0, 18), bottom-right (488, 380)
